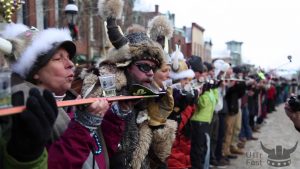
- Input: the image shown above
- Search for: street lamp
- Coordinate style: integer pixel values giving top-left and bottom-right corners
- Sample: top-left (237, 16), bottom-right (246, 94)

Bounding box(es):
top-left (288, 55), bottom-right (292, 62)
top-left (64, 0), bottom-right (78, 40)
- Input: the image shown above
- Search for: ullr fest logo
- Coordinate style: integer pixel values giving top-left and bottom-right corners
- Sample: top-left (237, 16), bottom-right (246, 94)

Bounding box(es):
top-left (260, 141), bottom-right (298, 167)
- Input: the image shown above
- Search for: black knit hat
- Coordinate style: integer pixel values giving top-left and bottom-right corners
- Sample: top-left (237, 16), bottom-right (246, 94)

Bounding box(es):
top-left (233, 66), bottom-right (242, 74)
top-left (187, 55), bottom-right (204, 73)
top-left (203, 61), bottom-right (214, 71)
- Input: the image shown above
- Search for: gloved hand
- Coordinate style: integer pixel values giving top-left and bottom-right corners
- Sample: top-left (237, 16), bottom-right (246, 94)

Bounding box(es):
top-left (148, 87), bottom-right (174, 126)
top-left (7, 88), bottom-right (58, 162)
top-left (202, 82), bottom-right (211, 93)
top-left (177, 90), bottom-right (196, 112)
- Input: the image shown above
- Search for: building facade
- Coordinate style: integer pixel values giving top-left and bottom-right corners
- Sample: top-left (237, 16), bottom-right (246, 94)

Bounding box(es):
top-left (6, 1), bottom-right (211, 64)
top-left (226, 40), bottom-right (243, 66)
top-left (131, 4), bottom-right (177, 54)
top-left (8, 0), bottom-right (125, 63)
top-left (203, 40), bottom-right (212, 62)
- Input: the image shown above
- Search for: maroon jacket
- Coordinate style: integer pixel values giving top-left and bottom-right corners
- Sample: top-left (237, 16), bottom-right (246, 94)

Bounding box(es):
top-left (48, 120), bottom-right (107, 169)
top-left (101, 109), bottom-right (126, 157)
top-left (47, 108), bottom-right (113, 169)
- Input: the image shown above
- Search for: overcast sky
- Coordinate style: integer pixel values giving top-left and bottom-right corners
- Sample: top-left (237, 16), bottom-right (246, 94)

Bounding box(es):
top-left (134, 0), bottom-right (300, 73)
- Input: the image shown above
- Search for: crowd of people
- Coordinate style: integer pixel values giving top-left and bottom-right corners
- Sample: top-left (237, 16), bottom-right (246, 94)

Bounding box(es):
top-left (0, 0), bottom-right (299, 169)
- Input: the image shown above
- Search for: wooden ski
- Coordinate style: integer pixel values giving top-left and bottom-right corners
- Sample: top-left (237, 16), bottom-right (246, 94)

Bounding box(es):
top-left (0, 95), bottom-right (158, 116)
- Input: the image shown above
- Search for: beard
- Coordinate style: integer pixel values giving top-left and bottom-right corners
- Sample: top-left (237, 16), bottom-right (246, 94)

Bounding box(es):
top-left (125, 70), bottom-right (154, 88)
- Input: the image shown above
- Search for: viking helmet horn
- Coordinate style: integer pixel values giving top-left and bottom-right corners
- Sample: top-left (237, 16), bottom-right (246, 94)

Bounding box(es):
top-left (284, 141), bottom-right (298, 155)
top-left (106, 17), bottom-right (128, 49)
top-left (98, 0), bottom-right (128, 49)
top-left (261, 141), bottom-right (274, 155)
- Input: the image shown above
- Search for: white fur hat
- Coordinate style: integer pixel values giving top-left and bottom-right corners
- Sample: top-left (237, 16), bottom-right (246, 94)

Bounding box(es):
top-left (0, 23), bottom-right (36, 62)
top-left (0, 23), bottom-right (29, 40)
top-left (213, 59), bottom-right (230, 79)
top-left (12, 28), bottom-right (76, 80)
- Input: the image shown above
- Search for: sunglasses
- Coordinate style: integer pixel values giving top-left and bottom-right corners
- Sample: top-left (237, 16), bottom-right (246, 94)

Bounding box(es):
top-left (135, 63), bottom-right (157, 73)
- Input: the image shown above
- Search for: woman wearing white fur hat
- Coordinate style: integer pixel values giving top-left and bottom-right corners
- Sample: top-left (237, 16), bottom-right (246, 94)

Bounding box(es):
top-left (1, 25), bottom-right (110, 168)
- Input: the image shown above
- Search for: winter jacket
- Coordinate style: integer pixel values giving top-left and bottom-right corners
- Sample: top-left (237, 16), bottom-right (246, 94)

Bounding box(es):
top-left (168, 88), bottom-right (197, 123)
top-left (102, 107), bottom-right (177, 169)
top-left (81, 71), bottom-right (150, 169)
top-left (248, 88), bottom-right (259, 116)
top-left (167, 105), bottom-right (195, 169)
top-left (132, 88), bottom-right (177, 169)
top-left (267, 85), bottom-right (276, 100)
top-left (3, 148), bottom-right (48, 169)
top-left (215, 87), bottom-right (226, 112)
top-left (48, 114), bottom-right (109, 169)
top-left (82, 67), bottom-right (177, 169)
top-left (225, 82), bottom-right (246, 115)
top-left (1, 121), bottom-right (48, 169)
top-left (7, 73), bottom-right (110, 169)
top-left (1, 74), bottom-right (47, 169)
top-left (101, 86), bottom-right (178, 169)
top-left (191, 89), bottom-right (218, 123)
top-left (101, 109), bottom-right (126, 158)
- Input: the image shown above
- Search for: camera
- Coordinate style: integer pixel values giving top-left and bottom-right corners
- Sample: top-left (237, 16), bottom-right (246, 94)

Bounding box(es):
top-left (288, 95), bottom-right (300, 112)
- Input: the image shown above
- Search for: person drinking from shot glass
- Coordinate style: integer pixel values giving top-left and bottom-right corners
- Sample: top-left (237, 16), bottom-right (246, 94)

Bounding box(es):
top-left (4, 27), bottom-right (110, 169)
top-left (81, 3), bottom-right (167, 167)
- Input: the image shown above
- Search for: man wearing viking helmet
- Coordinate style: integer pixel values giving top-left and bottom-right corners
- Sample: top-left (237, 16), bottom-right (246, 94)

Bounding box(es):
top-left (81, 0), bottom-right (175, 168)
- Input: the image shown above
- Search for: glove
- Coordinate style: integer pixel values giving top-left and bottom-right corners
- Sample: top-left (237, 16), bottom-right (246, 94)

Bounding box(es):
top-left (148, 87), bottom-right (174, 126)
top-left (202, 82), bottom-right (210, 93)
top-left (176, 90), bottom-right (196, 112)
top-left (7, 88), bottom-right (58, 162)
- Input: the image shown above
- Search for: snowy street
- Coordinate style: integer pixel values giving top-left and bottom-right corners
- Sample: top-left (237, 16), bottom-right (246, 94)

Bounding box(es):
top-left (228, 104), bottom-right (300, 169)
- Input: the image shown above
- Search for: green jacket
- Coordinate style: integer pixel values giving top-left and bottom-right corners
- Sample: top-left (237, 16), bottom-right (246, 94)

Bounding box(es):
top-left (0, 118), bottom-right (47, 169)
top-left (0, 73), bottom-right (47, 169)
top-left (191, 89), bottom-right (218, 123)
top-left (3, 147), bottom-right (48, 169)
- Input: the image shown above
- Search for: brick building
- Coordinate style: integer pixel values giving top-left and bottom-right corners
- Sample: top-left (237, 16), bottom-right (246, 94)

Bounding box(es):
top-left (8, 0), bottom-right (128, 62)
top-left (170, 27), bottom-right (186, 55)
top-left (132, 5), bottom-right (192, 58)
top-left (184, 23), bottom-right (205, 58)
top-left (6, 1), bottom-right (211, 63)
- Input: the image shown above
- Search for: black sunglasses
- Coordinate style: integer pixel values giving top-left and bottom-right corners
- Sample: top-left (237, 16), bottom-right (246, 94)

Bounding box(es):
top-left (135, 63), bottom-right (157, 73)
